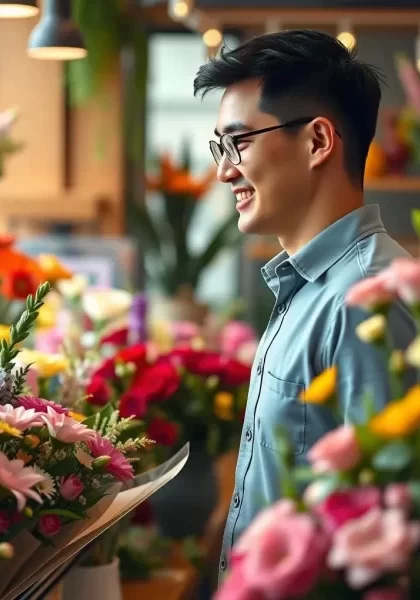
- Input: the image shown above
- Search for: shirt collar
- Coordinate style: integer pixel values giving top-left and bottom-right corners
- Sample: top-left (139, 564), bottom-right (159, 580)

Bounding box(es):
top-left (262, 204), bottom-right (385, 288)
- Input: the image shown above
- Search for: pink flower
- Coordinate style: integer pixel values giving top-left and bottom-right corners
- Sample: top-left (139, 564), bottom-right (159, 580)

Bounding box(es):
top-left (234, 500), bottom-right (296, 558)
top-left (38, 514), bottom-right (61, 537)
top-left (17, 396), bottom-right (68, 415)
top-left (384, 484), bottom-right (412, 512)
top-left (232, 512), bottom-right (328, 599)
top-left (364, 587), bottom-right (407, 600)
top-left (215, 565), bottom-right (264, 600)
top-left (345, 275), bottom-right (395, 310)
top-left (40, 407), bottom-right (95, 443)
top-left (0, 452), bottom-right (45, 510)
top-left (35, 328), bottom-right (64, 355)
top-left (328, 508), bottom-right (420, 589)
top-left (381, 257), bottom-right (420, 305)
top-left (0, 405), bottom-right (43, 429)
top-left (170, 321), bottom-right (200, 345)
top-left (59, 474), bottom-right (84, 501)
top-left (220, 321), bottom-right (257, 357)
top-left (315, 488), bottom-right (381, 534)
top-left (87, 433), bottom-right (134, 482)
top-left (308, 426), bottom-right (361, 474)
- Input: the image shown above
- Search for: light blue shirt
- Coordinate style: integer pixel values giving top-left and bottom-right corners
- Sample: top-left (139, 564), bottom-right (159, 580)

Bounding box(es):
top-left (219, 204), bottom-right (415, 575)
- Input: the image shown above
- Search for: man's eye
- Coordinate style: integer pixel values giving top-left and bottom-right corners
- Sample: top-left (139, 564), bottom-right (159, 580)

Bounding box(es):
top-left (237, 142), bottom-right (249, 151)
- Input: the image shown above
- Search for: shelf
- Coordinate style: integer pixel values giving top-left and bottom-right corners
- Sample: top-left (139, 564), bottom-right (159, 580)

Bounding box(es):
top-left (365, 176), bottom-right (420, 192)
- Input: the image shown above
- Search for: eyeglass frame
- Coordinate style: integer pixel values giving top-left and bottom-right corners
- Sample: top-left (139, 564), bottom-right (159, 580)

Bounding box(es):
top-left (209, 116), bottom-right (342, 166)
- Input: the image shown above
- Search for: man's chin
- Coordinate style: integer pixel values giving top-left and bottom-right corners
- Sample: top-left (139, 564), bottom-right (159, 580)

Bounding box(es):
top-left (238, 213), bottom-right (262, 235)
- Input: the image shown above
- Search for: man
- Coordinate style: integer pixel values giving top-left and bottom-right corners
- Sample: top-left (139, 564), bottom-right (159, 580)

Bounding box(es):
top-left (193, 30), bottom-right (415, 577)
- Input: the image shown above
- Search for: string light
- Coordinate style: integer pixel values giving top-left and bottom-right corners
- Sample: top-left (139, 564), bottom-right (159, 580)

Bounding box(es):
top-left (172, 1), bottom-right (189, 19)
top-left (0, 1), bottom-right (38, 18)
top-left (203, 28), bottom-right (222, 48)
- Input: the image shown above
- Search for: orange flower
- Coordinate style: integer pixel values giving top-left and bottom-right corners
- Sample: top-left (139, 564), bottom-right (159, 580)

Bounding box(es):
top-left (38, 254), bottom-right (72, 283)
top-left (0, 235), bottom-right (44, 300)
top-left (146, 153), bottom-right (216, 200)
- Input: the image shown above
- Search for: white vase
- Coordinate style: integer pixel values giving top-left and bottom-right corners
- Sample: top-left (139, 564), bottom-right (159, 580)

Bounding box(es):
top-left (63, 558), bottom-right (121, 600)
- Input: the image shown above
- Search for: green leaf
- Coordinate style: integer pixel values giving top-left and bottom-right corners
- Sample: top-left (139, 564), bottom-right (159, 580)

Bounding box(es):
top-left (412, 209), bottom-right (420, 239)
top-left (189, 211), bottom-right (242, 289)
top-left (82, 402), bottom-right (114, 429)
top-left (409, 482), bottom-right (420, 517)
top-left (354, 424), bottom-right (382, 456)
top-left (372, 440), bottom-right (412, 471)
top-left (38, 509), bottom-right (84, 521)
top-left (294, 466), bottom-right (316, 482)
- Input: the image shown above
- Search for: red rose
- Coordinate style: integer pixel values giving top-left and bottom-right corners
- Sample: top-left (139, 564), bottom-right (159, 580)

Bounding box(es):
top-left (86, 376), bottom-right (112, 406)
top-left (119, 363), bottom-right (180, 418)
top-left (147, 417), bottom-right (178, 447)
top-left (91, 357), bottom-right (116, 380)
top-left (100, 327), bottom-right (128, 347)
top-left (117, 343), bottom-right (147, 369)
top-left (222, 359), bottom-right (251, 387)
top-left (315, 488), bottom-right (381, 534)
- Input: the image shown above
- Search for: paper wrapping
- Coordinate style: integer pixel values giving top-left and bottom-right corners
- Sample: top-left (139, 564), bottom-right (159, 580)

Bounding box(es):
top-left (1, 443), bottom-right (189, 600)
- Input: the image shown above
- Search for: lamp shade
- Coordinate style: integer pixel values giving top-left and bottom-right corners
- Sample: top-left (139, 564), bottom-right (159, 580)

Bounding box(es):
top-left (0, 1), bottom-right (38, 18)
top-left (28, 0), bottom-right (87, 60)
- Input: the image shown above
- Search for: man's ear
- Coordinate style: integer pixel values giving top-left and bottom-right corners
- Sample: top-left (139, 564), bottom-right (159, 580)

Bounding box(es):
top-left (307, 117), bottom-right (335, 169)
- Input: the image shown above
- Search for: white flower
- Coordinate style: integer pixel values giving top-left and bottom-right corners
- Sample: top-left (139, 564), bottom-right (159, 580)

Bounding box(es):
top-left (91, 478), bottom-right (100, 489)
top-left (406, 335), bottom-right (420, 369)
top-left (56, 275), bottom-right (88, 300)
top-left (55, 449), bottom-right (67, 461)
top-left (355, 314), bottom-right (386, 343)
top-left (32, 466), bottom-right (56, 499)
top-left (75, 447), bottom-right (93, 469)
top-left (79, 495), bottom-right (86, 506)
top-left (82, 289), bottom-right (132, 323)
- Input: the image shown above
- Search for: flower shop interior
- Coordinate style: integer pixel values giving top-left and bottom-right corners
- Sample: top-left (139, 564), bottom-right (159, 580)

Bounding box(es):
top-left (0, 1), bottom-right (420, 600)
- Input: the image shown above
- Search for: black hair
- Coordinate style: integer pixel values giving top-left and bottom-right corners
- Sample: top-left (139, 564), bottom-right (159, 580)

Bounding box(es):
top-left (194, 30), bottom-right (383, 186)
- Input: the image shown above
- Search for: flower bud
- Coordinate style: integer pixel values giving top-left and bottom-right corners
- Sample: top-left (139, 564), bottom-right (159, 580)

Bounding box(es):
top-left (92, 455), bottom-right (111, 470)
top-left (24, 506), bottom-right (33, 518)
top-left (0, 543), bottom-right (14, 559)
top-left (24, 435), bottom-right (40, 449)
top-left (389, 350), bottom-right (406, 375)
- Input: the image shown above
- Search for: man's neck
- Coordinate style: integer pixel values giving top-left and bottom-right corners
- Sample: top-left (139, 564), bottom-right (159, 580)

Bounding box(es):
top-left (278, 187), bottom-right (364, 257)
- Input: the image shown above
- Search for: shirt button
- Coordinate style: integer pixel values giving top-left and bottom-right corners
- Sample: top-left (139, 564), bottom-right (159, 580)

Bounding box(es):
top-left (257, 361), bottom-right (262, 375)
top-left (277, 303), bottom-right (286, 315)
top-left (246, 428), bottom-right (252, 442)
top-left (220, 556), bottom-right (227, 571)
top-left (233, 493), bottom-right (240, 508)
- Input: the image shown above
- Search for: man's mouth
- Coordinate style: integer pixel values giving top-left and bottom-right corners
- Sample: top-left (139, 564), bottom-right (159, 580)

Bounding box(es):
top-left (235, 189), bottom-right (255, 211)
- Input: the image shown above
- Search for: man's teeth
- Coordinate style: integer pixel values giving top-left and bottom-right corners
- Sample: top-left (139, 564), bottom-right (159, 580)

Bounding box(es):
top-left (236, 191), bottom-right (254, 202)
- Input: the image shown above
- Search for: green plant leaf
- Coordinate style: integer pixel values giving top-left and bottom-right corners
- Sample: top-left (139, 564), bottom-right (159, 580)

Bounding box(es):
top-left (189, 211), bottom-right (242, 289)
top-left (412, 209), bottom-right (420, 239)
top-left (372, 440), bottom-right (412, 471)
top-left (82, 402), bottom-right (114, 429)
top-left (409, 482), bottom-right (420, 517)
top-left (38, 509), bottom-right (84, 521)
top-left (293, 466), bottom-right (316, 482)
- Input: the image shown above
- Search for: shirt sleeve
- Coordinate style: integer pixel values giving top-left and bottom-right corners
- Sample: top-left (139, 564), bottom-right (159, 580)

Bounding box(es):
top-left (322, 299), bottom-right (416, 425)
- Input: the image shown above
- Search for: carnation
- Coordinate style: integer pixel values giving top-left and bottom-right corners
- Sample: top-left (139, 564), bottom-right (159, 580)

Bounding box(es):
top-left (87, 433), bottom-right (134, 482)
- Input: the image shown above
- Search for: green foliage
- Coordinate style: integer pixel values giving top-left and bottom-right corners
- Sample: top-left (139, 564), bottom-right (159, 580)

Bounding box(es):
top-left (412, 209), bottom-right (420, 239)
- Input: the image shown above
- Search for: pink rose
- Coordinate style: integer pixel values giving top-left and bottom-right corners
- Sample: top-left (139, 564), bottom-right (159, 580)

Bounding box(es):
top-left (308, 426), bottom-right (361, 474)
top-left (384, 484), bottom-right (411, 512)
top-left (345, 275), bottom-right (396, 310)
top-left (328, 508), bottom-right (420, 589)
top-left (221, 321), bottom-right (257, 357)
top-left (364, 587), bottom-right (407, 600)
top-left (221, 501), bottom-right (327, 600)
top-left (382, 257), bottom-right (420, 305)
top-left (315, 487), bottom-right (381, 534)
top-left (59, 475), bottom-right (84, 501)
top-left (38, 514), bottom-right (61, 537)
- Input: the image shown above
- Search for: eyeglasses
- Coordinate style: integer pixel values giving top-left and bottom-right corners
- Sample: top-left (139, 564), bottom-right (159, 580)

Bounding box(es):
top-left (209, 116), bottom-right (340, 166)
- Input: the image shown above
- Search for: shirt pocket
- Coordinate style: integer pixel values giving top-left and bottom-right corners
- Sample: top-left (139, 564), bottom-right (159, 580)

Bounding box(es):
top-left (258, 372), bottom-right (306, 456)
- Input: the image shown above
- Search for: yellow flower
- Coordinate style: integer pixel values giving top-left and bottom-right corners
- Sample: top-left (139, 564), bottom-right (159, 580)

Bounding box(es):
top-left (355, 314), bottom-right (386, 344)
top-left (38, 254), bottom-right (72, 283)
top-left (389, 349), bottom-right (406, 374)
top-left (214, 392), bottom-right (234, 421)
top-left (69, 411), bottom-right (86, 422)
top-left (369, 385), bottom-right (420, 439)
top-left (0, 421), bottom-right (21, 438)
top-left (300, 366), bottom-right (337, 405)
top-left (36, 303), bottom-right (57, 330)
top-left (56, 274), bottom-right (88, 299)
top-left (18, 349), bottom-right (69, 378)
top-left (0, 324), bottom-right (10, 343)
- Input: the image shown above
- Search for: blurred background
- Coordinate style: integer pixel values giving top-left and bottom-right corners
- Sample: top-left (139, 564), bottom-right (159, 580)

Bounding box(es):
top-left (1, 1), bottom-right (420, 598)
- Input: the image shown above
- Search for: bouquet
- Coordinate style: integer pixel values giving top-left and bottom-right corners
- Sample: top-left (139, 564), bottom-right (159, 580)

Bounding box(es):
top-left (0, 282), bottom-right (188, 598)
top-left (86, 344), bottom-right (251, 459)
top-left (215, 221), bottom-right (420, 600)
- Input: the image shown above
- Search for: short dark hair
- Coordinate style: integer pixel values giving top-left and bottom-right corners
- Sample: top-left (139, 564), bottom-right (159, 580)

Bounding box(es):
top-left (194, 30), bottom-right (383, 186)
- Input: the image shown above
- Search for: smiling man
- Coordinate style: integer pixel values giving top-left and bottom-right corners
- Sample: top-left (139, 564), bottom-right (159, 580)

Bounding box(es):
top-left (194, 30), bottom-right (415, 578)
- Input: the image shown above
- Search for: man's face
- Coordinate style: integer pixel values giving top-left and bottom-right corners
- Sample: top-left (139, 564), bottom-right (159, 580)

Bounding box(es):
top-left (214, 79), bottom-right (312, 236)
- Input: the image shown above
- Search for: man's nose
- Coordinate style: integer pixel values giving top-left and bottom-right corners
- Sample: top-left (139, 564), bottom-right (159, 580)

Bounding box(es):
top-left (217, 154), bottom-right (241, 184)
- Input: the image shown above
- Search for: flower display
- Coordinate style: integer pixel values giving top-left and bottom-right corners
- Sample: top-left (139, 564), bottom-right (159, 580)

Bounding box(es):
top-left (216, 241), bottom-right (420, 600)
